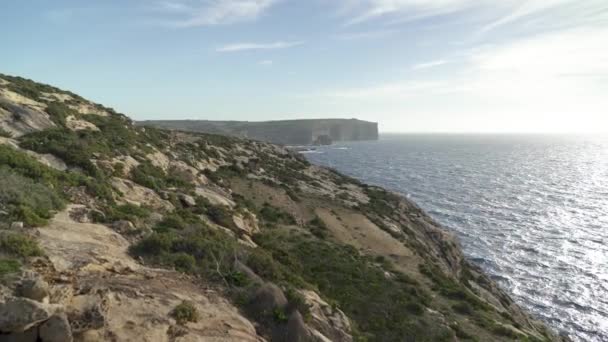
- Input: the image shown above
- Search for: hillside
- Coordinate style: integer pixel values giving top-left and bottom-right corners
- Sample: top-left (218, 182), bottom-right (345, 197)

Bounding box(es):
top-left (137, 119), bottom-right (379, 146)
top-left (0, 73), bottom-right (564, 342)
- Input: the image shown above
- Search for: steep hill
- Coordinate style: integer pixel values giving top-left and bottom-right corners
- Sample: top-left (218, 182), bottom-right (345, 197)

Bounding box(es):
top-left (137, 119), bottom-right (379, 145)
top-left (0, 73), bottom-right (564, 341)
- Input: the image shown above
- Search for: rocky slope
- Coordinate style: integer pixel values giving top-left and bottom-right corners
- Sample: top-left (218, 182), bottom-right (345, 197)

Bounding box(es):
top-left (0, 73), bottom-right (565, 342)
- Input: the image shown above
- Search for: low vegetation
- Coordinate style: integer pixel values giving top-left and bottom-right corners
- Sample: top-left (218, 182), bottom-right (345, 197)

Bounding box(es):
top-left (0, 232), bottom-right (44, 258)
top-left (171, 301), bottom-right (199, 325)
top-left (0, 258), bottom-right (21, 278)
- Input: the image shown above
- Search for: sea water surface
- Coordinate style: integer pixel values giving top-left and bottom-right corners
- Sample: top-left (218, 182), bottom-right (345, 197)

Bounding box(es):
top-left (305, 134), bottom-right (608, 342)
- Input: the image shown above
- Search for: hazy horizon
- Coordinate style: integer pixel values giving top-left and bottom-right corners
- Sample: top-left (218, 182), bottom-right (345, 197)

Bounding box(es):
top-left (1, 1), bottom-right (607, 133)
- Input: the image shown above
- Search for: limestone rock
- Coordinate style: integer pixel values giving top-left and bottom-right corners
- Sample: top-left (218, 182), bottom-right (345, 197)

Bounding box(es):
top-left (112, 220), bottom-right (136, 234)
top-left (285, 311), bottom-right (313, 342)
top-left (0, 325), bottom-right (38, 342)
top-left (0, 297), bottom-right (57, 333)
top-left (195, 187), bottom-right (235, 207)
top-left (10, 222), bottom-right (23, 230)
top-left (299, 290), bottom-right (352, 342)
top-left (111, 178), bottom-right (174, 211)
top-left (233, 211), bottom-right (260, 236)
top-left (249, 283), bottom-right (287, 315)
top-left (178, 194), bottom-right (196, 207)
top-left (39, 313), bottom-right (73, 342)
top-left (17, 275), bottom-right (50, 303)
top-left (65, 115), bottom-right (99, 131)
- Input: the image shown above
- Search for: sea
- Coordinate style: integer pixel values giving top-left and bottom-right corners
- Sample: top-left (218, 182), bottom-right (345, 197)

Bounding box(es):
top-left (304, 134), bottom-right (608, 342)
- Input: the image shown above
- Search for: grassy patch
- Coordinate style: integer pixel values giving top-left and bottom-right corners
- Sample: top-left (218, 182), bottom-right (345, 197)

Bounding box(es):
top-left (130, 161), bottom-right (193, 192)
top-left (0, 258), bottom-right (21, 277)
top-left (308, 216), bottom-right (329, 239)
top-left (253, 230), bottom-right (441, 341)
top-left (0, 232), bottom-right (44, 258)
top-left (0, 168), bottom-right (65, 226)
top-left (258, 203), bottom-right (296, 226)
top-left (171, 301), bottom-right (199, 325)
top-left (45, 101), bottom-right (77, 126)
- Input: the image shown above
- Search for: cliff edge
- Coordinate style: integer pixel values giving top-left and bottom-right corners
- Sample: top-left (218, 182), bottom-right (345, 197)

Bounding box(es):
top-left (0, 74), bottom-right (564, 341)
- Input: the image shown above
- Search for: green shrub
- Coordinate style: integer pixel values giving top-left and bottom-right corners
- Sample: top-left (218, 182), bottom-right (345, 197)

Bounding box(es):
top-left (419, 264), bottom-right (489, 311)
top-left (130, 161), bottom-right (193, 192)
top-left (171, 253), bottom-right (197, 273)
top-left (0, 74), bottom-right (84, 101)
top-left (253, 230), bottom-right (433, 341)
top-left (19, 129), bottom-right (101, 177)
top-left (45, 101), bottom-right (77, 126)
top-left (273, 308), bottom-right (288, 324)
top-left (452, 302), bottom-right (474, 315)
top-left (0, 127), bottom-right (12, 138)
top-left (204, 204), bottom-right (235, 229)
top-left (0, 168), bottom-right (65, 227)
top-left (0, 259), bottom-right (21, 277)
top-left (259, 203), bottom-right (296, 226)
top-left (171, 301), bottom-right (199, 325)
top-left (0, 232), bottom-right (44, 258)
top-left (308, 216), bottom-right (329, 239)
top-left (99, 203), bottom-right (151, 224)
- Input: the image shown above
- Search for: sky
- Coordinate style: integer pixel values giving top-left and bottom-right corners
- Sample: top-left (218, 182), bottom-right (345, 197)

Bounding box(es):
top-left (1, 0), bottom-right (607, 133)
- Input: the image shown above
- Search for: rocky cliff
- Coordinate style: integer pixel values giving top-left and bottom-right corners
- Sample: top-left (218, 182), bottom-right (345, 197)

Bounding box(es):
top-left (0, 73), bottom-right (564, 341)
top-left (137, 119), bottom-right (379, 145)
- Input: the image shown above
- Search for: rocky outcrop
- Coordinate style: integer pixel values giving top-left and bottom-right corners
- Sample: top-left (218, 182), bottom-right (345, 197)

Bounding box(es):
top-left (11, 205), bottom-right (265, 342)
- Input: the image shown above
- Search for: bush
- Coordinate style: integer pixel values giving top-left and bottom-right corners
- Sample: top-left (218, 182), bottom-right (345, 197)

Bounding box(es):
top-left (253, 230), bottom-right (434, 341)
top-left (130, 161), bottom-right (193, 192)
top-left (308, 216), bottom-right (329, 239)
top-left (0, 127), bottom-right (12, 138)
top-left (452, 302), bottom-right (474, 315)
top-left (171, 253), bottom-right (197, 273)
top-left (45, 101), bottom-right (77, 126)
top-left (0, 232), bottom-right (44, 258)
top-left (0, 168), bottom-right (65, 226)
top-left (204, 204), bottom-right (235, 229)
top-left (0, 259), bottom-right (21, 277)
top-left (102, 203), bottom-right (151, 223)
top-left (171, 301), bottom-right (199, 325)
top-left (19, 129), bottom-right (101, 177)
top-left (259, 203), bottom-right (296, 226)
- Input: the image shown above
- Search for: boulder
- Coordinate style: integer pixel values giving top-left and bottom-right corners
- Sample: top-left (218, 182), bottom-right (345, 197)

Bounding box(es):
top-left (286, 311), bottom-right (313, 342)
top-left (179, 194), bottom-right (197, 207)
top-left (17, 275), bottom-right (50, 303)
top-left (234, 261), bottom-right (263, 286)
top-left (0, 326), bottom-right (38, 342)
top-left (112, 220), bottom-right (136, 234)
top-left (299, 290), bottom-right (352, 342)
top-left (0, 297), bottom-right (57, 333)
top-left (10, 222), bottom-right (23, 230)
top-left (233, 211), bottom-right (260, 236)
top-left (39, 313), bottom-right (73, 342)
top-left (249, 283), bottom-right (288, 315)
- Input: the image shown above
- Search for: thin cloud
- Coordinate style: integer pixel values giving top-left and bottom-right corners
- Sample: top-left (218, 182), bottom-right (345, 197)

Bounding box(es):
top-left (479, 0), bottom-right (608, 34)
top-left (259, 60), bottom-right (274, 66)
top-left (333, 29), bottom-right (398, 40)
top-left (155, 0), bottom-right (280, 27)
top-left (411, 60), bottom-right (448, 70)
top-left (338, 0), bottom-right (484, 26)
top-left (216, 41), bottom-right (303, 52)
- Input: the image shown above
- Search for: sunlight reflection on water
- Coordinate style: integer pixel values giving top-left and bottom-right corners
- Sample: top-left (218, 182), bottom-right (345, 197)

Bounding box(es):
top-left (306, 134), bottom-right (608, 342)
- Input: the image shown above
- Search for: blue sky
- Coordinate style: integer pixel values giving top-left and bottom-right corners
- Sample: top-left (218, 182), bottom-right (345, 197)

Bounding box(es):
top-left (1, 0), bottom-right (607, 133)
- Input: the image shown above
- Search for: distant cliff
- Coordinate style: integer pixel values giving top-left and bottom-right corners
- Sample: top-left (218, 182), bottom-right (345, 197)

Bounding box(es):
top-left (137, 119), bottom-right (379, 145)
